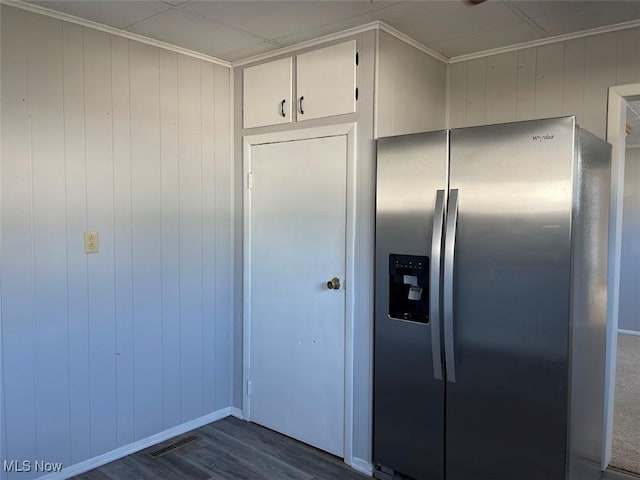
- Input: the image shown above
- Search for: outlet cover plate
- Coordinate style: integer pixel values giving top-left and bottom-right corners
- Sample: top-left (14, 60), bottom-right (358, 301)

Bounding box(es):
top-left (85, 231), bottom-right (99, 253)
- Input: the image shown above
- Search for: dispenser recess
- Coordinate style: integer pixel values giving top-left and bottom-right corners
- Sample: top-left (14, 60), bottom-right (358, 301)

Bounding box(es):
top-left (388, 254), bottom-right (429, 323)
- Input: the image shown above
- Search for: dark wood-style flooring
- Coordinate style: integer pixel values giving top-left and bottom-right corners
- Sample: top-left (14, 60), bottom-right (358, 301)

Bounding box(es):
top-left (71, 416), bottom-right (370, 480)
top-left (70, 415), bottom-right (640, 480)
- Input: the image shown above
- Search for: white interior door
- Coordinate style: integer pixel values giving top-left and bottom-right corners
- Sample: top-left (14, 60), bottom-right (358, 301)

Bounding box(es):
top-left (248, 135), bottom-right (347, 457)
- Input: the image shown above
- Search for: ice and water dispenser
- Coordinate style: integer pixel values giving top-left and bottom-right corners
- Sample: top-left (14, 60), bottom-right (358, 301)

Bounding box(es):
top-left (388, 254), bottom-right (429, 323)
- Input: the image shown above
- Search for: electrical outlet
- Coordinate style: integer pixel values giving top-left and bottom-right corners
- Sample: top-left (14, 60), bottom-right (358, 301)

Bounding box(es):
top-left (85, 231), bottom-right (99, 254)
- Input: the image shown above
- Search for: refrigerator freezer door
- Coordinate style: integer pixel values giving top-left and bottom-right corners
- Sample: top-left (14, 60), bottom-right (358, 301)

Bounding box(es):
top-left (446, 118), bottom-right (575, 480)
top-left (374, 131), bottom-right (448, 480)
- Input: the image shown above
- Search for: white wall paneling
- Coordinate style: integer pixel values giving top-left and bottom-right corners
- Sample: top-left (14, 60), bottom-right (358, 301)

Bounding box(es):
top-left (448, 62), bottom-right (468, 128)
top-left (131, 39), bottom-right (164, 440)
top-left (560, 38), bottom-right (584, 120)
top-left (30, 10), bottom-right (71, 473)
top-left (616, 28), bottom-right (640, 85)
top-left (465, 57), bottom-right (487, 127)
top-left (177, 52), bottom-right (204, 425)
top-left (485, 52), bottom-right (517, 124)
top-left (515, 48), bottom-right (537, 121)
top-left (214, 64), bottom-right (233, 411)
top-left (0, 5), bottom-right (233, 478)
top-left (533, 42), bottom-right (565, 119)
top-left (62, 20), bottom-right (93, 466)
top-left (448, 27), bottom-right (640, 138)
top-left (376, 31), bottom-right (446, 137)
top-left (583, 33), bottom-right (619, 137)
top-left (201, 59), bottom-right (217, 417)
top-left (84, 25), bottom-right (119, 457)
top-left (158, 46), bottom-right (181, 435)
top-left (112, 33), bottom-right (135, 450)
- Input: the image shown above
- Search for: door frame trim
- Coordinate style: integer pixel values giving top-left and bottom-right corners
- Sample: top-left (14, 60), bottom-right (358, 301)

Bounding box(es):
top-left (242, 122), bottom-right (358, 466)
top-left (603, 83), bottom-right (640, 469)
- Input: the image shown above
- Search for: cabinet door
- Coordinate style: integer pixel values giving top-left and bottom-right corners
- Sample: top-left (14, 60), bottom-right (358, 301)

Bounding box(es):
top-left (296, 40), bottom-right (356, 121)
top-left (243, 57), bottom-right (292, 129)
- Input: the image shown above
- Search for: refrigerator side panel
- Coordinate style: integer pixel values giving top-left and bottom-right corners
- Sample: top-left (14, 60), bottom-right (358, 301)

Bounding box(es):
top-left (447, 117), bottom-right (576, 480)
top-left (374, 131), bottom-right (447, 480)
top-left (567, 128), bottom-right (611, 480)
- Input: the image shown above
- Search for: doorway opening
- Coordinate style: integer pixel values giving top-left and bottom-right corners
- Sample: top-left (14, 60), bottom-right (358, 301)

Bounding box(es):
top-left (604, 85), bottom-right (640, 476)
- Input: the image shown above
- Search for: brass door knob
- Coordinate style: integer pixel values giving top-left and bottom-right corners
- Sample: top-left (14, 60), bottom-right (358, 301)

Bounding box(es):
top-left (327, 277), bottom-right (341, 290)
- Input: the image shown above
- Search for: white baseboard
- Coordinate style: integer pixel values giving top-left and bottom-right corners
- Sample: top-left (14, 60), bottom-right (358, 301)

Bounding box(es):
top-left (37, 407), bottom-right (232, 480)
top-left (618, 329), bottom-right (640, 336)
top-left (350, 457), bottom-right (373, 476)
top-left (230, 407), bottom-right (245, 420)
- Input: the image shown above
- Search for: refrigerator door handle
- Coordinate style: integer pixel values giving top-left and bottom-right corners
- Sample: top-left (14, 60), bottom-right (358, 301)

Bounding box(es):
top-left (444, 188), bottom-right (459, 383)
top-left (430, 190), bottom-right (446, 380)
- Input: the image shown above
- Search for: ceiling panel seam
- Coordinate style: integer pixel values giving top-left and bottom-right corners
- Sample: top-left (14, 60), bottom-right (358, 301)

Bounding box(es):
top-left (3, 0), bottom-right (639, 68)
top-left (448, 18), bottom-right (640, 64)
top-left (168, 8), bottom-right (276, 45)
top-left (501, 0), bottom-right (549, 37)
top-left (121, 3), bottom-right (176, 31)
top-left (1, 0), bottom-right (232, 67)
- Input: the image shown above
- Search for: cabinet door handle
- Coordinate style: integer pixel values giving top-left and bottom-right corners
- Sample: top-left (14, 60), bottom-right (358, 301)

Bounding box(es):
top-left (280, 99), bottom-right (286, 117)
top-left (299, 96), bottom-right (304, 115)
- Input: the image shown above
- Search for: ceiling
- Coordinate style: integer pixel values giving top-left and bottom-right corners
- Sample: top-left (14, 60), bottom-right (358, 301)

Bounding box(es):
top-left (23, 0), bottom-right (640, 62)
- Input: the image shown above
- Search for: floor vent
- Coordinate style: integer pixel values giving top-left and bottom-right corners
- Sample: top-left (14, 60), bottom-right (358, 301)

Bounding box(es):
top-left (147, 435), bottom-right (200, 459)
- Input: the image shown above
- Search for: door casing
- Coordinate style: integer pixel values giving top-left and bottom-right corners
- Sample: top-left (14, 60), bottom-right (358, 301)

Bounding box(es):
top-left (242, 123), bottom-right (357, 466)
top-left (603, 83), bottom-right (640, 469)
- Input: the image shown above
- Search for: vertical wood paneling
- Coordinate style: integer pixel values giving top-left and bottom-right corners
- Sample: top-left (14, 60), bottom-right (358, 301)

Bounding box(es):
top-left (583, 32), bottom-right (618, 138)
top-left (1, 7), bottom-right (38, 475)
top-left (178, 54), bottom-right (204, 421)
top-left (534, 43), bottom-right (565, 119)
top-left (376, 32), bottom-right (446, 136)
top-left (129, 41), bottom-right (164, 440)
top-left (62, 21), bottom-right (91, 465)
top-left (111, 35), bottom-right (135, 447)
top-left (465, 57), bottom-right (487, 126)
top-left (83, 27), bottom-right (117, 456)
top-left (562, 38), bottom-right (586, 119)
top-left (449, 27), bottom-right (640, 136)
top-left (449, 62), bottom-right (468, 128)
top-left (201, 62), bottom-right (217, 413)
top-left (485, 52), bottom-right (517, 124)
top-left (159, 49), bottom-right (181, 429)
top-left (515, 48), bottom-right (536, 120)
top-left (28, 12), bottom-right (71, 467)
top-left (1, 4), bottom-right (232, 475)
top-left (214, 65), bottom-right (232, 410)
top-left (616, 28), bottom-right (640, 85)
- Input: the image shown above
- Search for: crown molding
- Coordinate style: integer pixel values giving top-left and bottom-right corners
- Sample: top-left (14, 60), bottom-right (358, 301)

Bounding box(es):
top-left (448, 19), bottom-right (640, 64)
top-left (377, 22), bottom-right (448, 63)
top-left (1, 0), bottom-right (232, 68)
top-left (232, 21), bottom-right (379, 67)
top-left (232, 21), bottom-right (448, 67)
top-left (4, 0), bottom-right (639, 69)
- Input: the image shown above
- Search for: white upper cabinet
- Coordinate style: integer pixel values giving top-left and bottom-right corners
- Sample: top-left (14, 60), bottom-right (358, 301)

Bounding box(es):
top-left (243, 57), bottom-right (293, 129)
top-left (296, 40), bottom-right (357, 122)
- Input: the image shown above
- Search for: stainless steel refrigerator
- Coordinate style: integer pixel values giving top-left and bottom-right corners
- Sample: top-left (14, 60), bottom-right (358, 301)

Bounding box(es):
top-left (373, 116), bottom-right (611, 480)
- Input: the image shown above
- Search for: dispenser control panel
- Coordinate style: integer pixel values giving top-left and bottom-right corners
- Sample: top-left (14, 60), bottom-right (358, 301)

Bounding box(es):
top-left (388, 254), bottom-right (429, 323)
